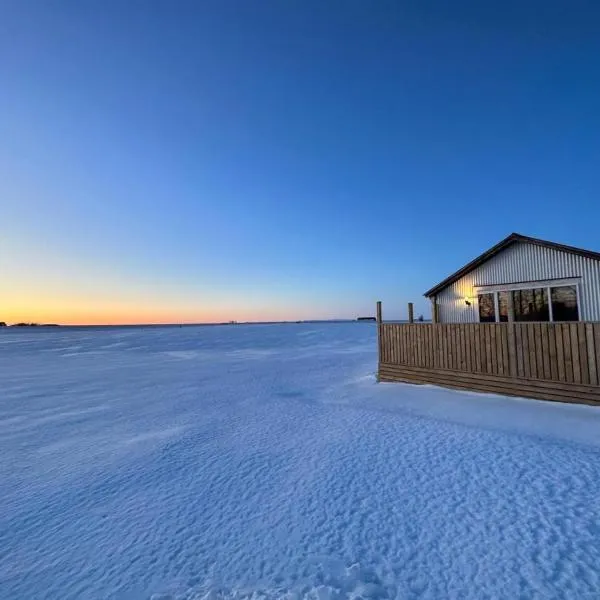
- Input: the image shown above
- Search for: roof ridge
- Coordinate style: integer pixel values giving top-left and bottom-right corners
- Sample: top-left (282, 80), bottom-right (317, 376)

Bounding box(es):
top-left (424, 233), bottom-right (600, 298)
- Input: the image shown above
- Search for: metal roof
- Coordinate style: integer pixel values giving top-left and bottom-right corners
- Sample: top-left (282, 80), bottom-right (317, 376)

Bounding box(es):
top-left (423, 233), bottom-right (600, 298)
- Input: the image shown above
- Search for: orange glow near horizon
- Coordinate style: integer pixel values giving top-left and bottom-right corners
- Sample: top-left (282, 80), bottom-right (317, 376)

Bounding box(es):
top-left (1, 297), bottom-right (332, 326)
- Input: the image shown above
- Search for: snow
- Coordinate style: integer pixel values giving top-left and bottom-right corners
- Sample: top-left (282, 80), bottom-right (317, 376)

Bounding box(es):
top-left (1, 323), bottom-right (600, 600)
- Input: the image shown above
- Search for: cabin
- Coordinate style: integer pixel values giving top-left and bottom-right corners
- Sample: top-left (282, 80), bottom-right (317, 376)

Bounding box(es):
top-left (424, 233), bottom-right (600, 324)
top-left (376, 233), bottom-right (600, 406)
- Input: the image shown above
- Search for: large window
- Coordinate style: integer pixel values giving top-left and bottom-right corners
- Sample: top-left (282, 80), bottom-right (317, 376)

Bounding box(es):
top-left (513, 288), bottom-right (549, 322)
top-left (478, 293), bottom-right (496, 322)
top-left (475, 282), bottom-right (579, 322)
top-left (551, 285), bottom-right (578, 321)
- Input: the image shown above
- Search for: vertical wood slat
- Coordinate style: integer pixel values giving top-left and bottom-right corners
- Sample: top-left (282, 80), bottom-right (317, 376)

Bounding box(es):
top-left (487, 326), bottom-right (495, 374)
top-left (548, 324), bottom-right (558, 380)
top-left (516, 325), bottom-right (524, 378)
top-left (527, 325), bottom-right (537, 379)
top-left (447, 325), bottom-right (453, 370)
top-left (534, 324), bottom-right (544, 380)
top-left (412, 325), bottom-right (417, 366)
top-left (465, 324), bottom-right (472, 373)
top-left (563, 323), bottom-right (574, 382)
top-left (443, 324), bottom-right (448, 370)
top-left (454, 325), bottom-right (460, 371)
top-left (466, 324), bottom-right (473, 371)
top-left (384, 325), bottom-right (389, 363)
top-left (586, 323), bottom-right (597, 386)
top-left (483, 326), bottom-right (491, 374)
top-left (594, 323), bottom-right (600, 385)
top-left (570, 323), bottom-right (581, 384)
top-left (578, 322), bottom-right (589, 384)
top-left (458, 324), bottom-right (464, 371)
top-left (555, 323), bottom-right (566, 381)
top-left (496, 325), bottom-right (504, 376)
top-left (471, 324), bottom-right (478, 372)
top-left (456, 323), bottom-right (464, 371)
top-left (521, 325), bottom-right (530, 378)
top-left (463, 324), bottom-right (469, 371)
top-left (501, 325), bottom-right (510, 376)
top-left (507, 324), bottom-right (517, 377)
top-left (477, 326), bottom-right (482, 373)
top-left (541, 324), bottom-right (551, 379)
top-left (502, 325), bottom-right (509, 376)
top-left (473, 324), bottom-right (481, 372)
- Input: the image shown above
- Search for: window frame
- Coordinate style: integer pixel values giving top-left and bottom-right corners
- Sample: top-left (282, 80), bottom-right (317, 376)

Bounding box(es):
top-left (474, 278), bottom-right (581, 323)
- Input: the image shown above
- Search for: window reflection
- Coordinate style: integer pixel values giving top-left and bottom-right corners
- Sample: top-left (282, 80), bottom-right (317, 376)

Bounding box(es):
top-left (512, 288), bottom-right (550, 321)
top-left (478, 293), bottom-right (496, 322)
top-left (551, 286), bottom-right (578, 321)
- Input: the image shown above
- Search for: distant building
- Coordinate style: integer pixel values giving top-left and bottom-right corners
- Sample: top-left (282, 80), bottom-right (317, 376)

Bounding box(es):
top-left (424, 233), bottom-right (600, 323)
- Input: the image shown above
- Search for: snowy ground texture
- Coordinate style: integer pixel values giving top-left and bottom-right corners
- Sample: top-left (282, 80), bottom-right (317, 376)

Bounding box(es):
top-left (2, 323), bottom-right (600, 600)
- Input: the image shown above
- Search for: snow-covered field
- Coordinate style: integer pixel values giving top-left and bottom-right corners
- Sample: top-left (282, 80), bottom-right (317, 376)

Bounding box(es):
top-left (2, 323), bottom-right (600, 600)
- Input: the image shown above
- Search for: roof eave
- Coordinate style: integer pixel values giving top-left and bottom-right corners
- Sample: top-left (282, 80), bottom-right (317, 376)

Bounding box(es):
top-left (423, 233), bottom-right (524, 298)
top-left (423, 232), bottom-right (600, 298)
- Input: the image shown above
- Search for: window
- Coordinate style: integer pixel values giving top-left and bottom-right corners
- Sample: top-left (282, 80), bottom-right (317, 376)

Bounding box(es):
top-left (513, 288), bottom-right (549, 321)
top-left (551, 285), bottom-right (578, 321)
top-left (476, 282), bottom-right (580, 323)
top-left (478, 293), bottom-right (496, 322)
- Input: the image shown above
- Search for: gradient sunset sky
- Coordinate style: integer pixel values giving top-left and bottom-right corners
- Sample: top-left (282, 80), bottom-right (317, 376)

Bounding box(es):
top-left (2, 1), bottom-right (600, 325)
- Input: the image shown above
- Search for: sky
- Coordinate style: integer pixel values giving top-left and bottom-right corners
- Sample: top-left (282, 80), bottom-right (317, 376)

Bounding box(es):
top-left (2, 1), bottom-right (600, 324)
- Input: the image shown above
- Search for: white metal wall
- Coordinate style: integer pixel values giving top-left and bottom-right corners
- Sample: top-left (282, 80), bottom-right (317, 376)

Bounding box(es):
top-left (434, 242), bottom-right (600, 322)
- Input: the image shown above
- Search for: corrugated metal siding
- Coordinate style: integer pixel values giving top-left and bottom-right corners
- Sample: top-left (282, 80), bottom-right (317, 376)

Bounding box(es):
top-left (435, 242), bottom-right (600, 322)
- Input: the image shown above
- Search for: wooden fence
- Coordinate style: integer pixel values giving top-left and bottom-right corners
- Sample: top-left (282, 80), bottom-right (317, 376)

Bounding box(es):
top-left (378, 322), bottom-right (600, 406)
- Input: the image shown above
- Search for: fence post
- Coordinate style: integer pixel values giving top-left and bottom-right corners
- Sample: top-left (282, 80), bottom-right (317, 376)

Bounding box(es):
top-left (408, 302), bottom-right (414, 324)
top-left (376, 301), bottom-right (382, 381)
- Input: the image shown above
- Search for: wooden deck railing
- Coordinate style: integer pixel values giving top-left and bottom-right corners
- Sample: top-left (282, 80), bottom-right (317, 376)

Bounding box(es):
top-left (378, 322), bottom-right (600, 406)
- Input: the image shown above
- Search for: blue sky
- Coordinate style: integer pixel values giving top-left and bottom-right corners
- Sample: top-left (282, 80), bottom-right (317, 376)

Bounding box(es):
top-left (2, 1), bottom-right (600, 323)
